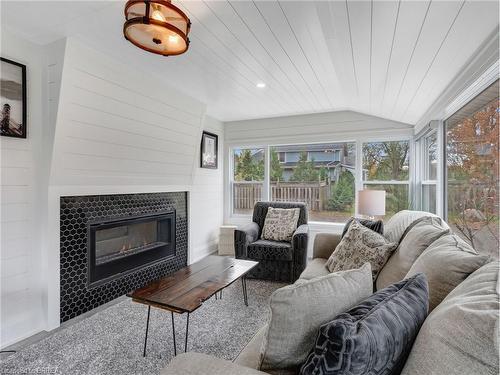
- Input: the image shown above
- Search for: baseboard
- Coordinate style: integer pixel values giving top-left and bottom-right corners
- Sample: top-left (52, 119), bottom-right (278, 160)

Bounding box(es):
top-left (190, 242), bottom-right (218, 264)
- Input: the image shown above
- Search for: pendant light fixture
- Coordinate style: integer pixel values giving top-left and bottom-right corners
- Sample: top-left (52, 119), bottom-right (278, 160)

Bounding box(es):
top-left (124, 0), bottom-right (191, 56)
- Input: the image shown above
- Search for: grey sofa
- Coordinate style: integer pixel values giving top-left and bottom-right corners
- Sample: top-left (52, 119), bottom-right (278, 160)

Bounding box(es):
top-left (162, 210), bottom-right (498, 375)
top-left (234, 202), bottom-right (309, 283)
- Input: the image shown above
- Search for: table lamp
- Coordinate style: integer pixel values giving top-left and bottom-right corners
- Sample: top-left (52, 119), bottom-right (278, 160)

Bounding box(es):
top-left (358, 190), bottom-right (386, 219)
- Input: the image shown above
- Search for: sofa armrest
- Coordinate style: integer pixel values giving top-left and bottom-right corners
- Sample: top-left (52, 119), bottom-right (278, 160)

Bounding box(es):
top-left (234, 222), bottom-right (260, 258)
top-left (292, 224), bottom-right (309, 281)
top-left (313, 233), bottom-right (342, 259)
top-left (161, 352), bottom-right (268, 375)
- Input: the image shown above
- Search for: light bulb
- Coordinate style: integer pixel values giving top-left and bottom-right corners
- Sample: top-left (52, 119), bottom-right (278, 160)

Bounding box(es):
top-left (168, 35), bottom-right (179, 43)
top-left (151, 9), bottom-right (166, 22)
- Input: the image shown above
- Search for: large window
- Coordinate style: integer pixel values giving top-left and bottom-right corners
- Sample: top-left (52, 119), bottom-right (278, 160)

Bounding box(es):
top-left (445, 80), bottom-right (499, 258)
top-left (362, 141), bottom-right (411, 217)
top-left (230, 139), bottom-right (412, 223)
top-left (232, 148), bottom-right (265, 215)
top-left (269, 143), bottom-right (356, 222)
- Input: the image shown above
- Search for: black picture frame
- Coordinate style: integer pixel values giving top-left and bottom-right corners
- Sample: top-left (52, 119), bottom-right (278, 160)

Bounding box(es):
top-left (1, 57), bottom-right (27, 139)
top-left (200, 131), bottom-right (218, 169)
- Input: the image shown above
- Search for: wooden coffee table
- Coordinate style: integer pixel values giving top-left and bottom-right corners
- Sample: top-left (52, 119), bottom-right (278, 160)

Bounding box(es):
top-left (127, 255), bottom-right (258, 356)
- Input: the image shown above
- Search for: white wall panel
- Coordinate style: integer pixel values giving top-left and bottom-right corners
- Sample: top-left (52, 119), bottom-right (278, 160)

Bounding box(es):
top-left (0, 30), bottom-right (44, 348)
top-left (49, 38), bottom-right (206, 187)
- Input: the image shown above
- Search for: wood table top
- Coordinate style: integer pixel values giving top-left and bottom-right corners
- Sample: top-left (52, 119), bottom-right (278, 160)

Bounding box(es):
top-left (127, 256), bottom-right (258, 313)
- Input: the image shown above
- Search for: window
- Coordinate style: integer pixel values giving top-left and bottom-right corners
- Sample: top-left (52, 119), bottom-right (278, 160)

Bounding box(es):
top-left (232, 148), bottom-right (265, 215)
top-left (229, 138), bottom-right (412, 223)
top-left (362, 141), bottom-right (411, 217)
top-left (270, 143), bottom-right (356, 223)
top-left (445, 80), bottom-right (499, 258)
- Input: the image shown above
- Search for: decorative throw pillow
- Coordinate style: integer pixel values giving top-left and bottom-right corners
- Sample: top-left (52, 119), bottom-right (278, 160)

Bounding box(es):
top-left (383, 210), bottom-right (449, 244)
top-left (301, 273), bottom-right (429, 375)
top-left (341, 217), bottom-right (383, 239)
top-left (261, 207), bottom-right (300, 242)
top-left (405, 234), bottom-right (490, 311)
top-left (259, 263), bottom-right (373, 371)
top-left (326, 221), bottom-right (396, 280)
top-left (402, 262), bottom-right (499, 375)
top-left (376, 216), bottom-right (449, 290)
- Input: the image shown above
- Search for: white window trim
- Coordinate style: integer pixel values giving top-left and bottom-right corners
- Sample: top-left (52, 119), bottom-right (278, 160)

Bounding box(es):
top-left (414, 123), bottom-right (443, 217)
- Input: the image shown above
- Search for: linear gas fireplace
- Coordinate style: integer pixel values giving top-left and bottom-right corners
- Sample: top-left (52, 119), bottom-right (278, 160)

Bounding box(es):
top-left (87, 211), bottom-right (176, 288)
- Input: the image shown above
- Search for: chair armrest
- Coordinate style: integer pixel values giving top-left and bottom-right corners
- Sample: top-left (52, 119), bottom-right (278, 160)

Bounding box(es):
top-left (313, 232), bottom-right (342, 259)
top-left (234, 222), bottom-right (260, 258)
top-left (292, 224), bottom-right (309, 281)
top-left (161, 352), bottom-right (267, 375)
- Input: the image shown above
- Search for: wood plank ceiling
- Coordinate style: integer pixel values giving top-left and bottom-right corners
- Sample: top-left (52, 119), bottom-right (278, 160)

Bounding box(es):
top-left (1, 1), bottom-right (498, 123)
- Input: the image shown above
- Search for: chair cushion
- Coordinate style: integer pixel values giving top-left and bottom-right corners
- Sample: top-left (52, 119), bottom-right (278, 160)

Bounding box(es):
top-left (299, 258), bottom-right (330, 280)
top-left (261, 207), bottom-right (300, 242)
top-left (401, 261), bottom-right (499, 375)
top-left (405, 234), bottom-right (489, 311)
top-left (301, 273), bottom-right (429, 375)
top-left (376, 216), bottom-right (449, 290)
top-left (260, 264), bottom-right (373, 371)
top-left (247, 240), bottom-right (293, 261)
top-left (341, 217), bottom-right (383, 238)
top-left (326, 220), bottom-right (397, 281)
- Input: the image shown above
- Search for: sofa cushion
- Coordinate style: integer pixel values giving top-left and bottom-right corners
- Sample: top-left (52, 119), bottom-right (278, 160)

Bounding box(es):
top-left (326, 221), bottom-right (396, 280)
top-left (405, 234), bottom-right (490, 311)
top-left (247, 240), bottom-right (292, 261)
top-left (299, 258), bottom-right (330, 280)
top-left (401, 261), bottom-right (499, 375)
top-left (301, 273), bottom-right (429, 375)
top-left (376, 216), bottom-right (449, 290)
top-left (260, 263), bottom-right (373, 371)
top-left (383, 210), bottom-right (449, 244)
top-left (262, 207), bottom-right (300, 242)
top-left (341, 217), bottom-right (383, 238)
top-left (161, 352), bottom-right (268, 375)
top-left (235, 325), bottom-right (267, 369)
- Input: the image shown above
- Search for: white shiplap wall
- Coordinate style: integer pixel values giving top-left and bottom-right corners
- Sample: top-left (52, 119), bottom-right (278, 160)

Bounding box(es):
top-left (50, 38), bottom-right (206, 187)
top-left (0, 31), bottom-right (44, 347)
top-left (190, 116), bottom-right (224, 263)
top-left (224, 110), bottom-right (413, 146)
top-left (1, 36), bottom-right (225, 346)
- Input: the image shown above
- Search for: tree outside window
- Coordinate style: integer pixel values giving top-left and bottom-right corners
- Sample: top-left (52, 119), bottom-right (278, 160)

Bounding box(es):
top-left (445, 81), bottom-right (499, 258)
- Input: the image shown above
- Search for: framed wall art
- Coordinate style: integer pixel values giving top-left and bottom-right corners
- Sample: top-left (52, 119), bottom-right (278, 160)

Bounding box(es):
top-left (1, 57), bottom-right (27, 138)
top-left (200, 131), bottom-right (218, 169)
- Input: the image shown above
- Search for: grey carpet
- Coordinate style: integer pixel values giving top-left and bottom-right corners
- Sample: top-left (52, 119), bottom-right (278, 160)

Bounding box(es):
top-left (1, 279), bottom-right (284, 375)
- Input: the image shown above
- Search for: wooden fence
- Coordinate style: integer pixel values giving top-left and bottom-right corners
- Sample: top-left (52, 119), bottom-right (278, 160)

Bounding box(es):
top-left (233, 182), bottom-right (330, 211)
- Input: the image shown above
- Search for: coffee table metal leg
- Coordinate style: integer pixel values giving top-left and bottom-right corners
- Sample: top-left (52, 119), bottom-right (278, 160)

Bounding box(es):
top-left (171, 311), bottom-right (177, 357)
top-left (184, 312), bottom-right (190, 352)
top-left (242, 277), bottom-right (248, 306)
top-left (143, 305), bottom-right (151, 357)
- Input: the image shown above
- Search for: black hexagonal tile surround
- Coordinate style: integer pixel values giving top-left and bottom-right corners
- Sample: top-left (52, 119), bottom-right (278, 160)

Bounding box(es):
top-left (59, 192), bottom-right (188, 323)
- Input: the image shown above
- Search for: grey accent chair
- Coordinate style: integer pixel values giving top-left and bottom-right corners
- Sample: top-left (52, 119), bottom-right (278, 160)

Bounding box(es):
top-left (234, 202), bottom-right (309, 283)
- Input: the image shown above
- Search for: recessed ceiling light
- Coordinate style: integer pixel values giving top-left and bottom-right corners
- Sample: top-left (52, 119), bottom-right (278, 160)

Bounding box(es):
top-left (256, 82), bottom-right (266, 88)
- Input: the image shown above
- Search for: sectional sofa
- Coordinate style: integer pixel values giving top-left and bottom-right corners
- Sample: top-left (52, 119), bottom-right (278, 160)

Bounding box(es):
top-left (162, 210), bottom-right (499, 375)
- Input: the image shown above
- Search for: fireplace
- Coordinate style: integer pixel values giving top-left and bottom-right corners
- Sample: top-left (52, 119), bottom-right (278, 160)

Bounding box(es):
top-left (87, 211), bottom-right (176, 288)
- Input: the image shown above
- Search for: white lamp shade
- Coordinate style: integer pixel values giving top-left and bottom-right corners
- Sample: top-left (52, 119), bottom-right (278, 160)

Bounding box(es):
top-left (358, 190), bottom-right (386, 216)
